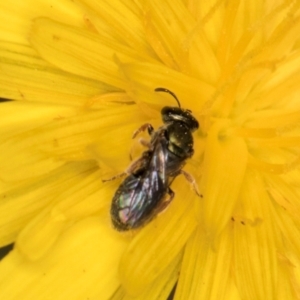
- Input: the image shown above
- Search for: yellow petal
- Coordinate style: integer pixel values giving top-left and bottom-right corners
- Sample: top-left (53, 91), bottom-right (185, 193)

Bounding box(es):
top-left (30, 18), bottom-right (156, 89)
top-left (244, 108), bottom-right (300, 129)
top-left (16, 166), bottom-right (113, 260)
top-left (143, 0), bottom-right (219, 83)
top-left (119, 183), bottom-right (198, 295)
top-left (199, 119), bottom-right (248, 241)
top-left (272, 203), bottom-right (300, 298)
top-left (117, 61), bottom-right (214, 109)
top-left (237, 51), bottom-right (300, 120)
top-left (0, 161), bottom-right (98, 246)
top-left (0, 217), bottom-right (128, 300)
top-left (0, 0), bottom-right (85, 44)
top-left (252, 4), bottom-right (300, 63)
top-left (175, 225), bottom-right (233, 300)
top-left (0, 41), bottom-right (110, 104)
top-left (233, 170), bottom-right (277, 300)
top-left (196, 1), bottom-right (225, 47)
top-left (78, 0), bottom-right (155, 57)
top-left (140, 254), bottom-right (180, 300)
top-left (266, 174), bottom-right (300, 220)
top-left (0, 101), bottom-right (77, 140)
top-left (274, 203), bottom-right (300, 261)
top-left (16, 207), bottom-right (67, 260)
top-left (277, 254), bottom-right (300, 300)
top-left (112, 253), bottom-right (181, 300)
top-left (0, 105), bottom-right (141, 181)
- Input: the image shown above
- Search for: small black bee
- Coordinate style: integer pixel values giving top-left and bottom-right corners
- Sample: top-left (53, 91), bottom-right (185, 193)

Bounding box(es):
top-left (104, 88), bottom-right (199, 231)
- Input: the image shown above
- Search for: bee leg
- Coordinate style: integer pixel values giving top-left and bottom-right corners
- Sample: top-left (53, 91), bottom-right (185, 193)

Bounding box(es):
top-left (132, 123), bottom-right (154, 139)
top-left (103, 155), bottom-right (147, 182)
top-left (102, 172), bottom-right (127, 182)
top-left (130, 126), bottom-right (153, 160)
top-left (156, 188), bottom-right (175, 214)
top-left (178, 170), bottom-right (201, 197)
top-left (129, 138), bottom-right (151, 160)
top-left (129, 137), bottom-right (151, 161)
top-left (139, 138), bottom-right (151, 148)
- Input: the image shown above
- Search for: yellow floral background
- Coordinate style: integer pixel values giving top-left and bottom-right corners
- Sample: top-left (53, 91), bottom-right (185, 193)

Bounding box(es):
top-left (1, 0), bottom-right (300, 299)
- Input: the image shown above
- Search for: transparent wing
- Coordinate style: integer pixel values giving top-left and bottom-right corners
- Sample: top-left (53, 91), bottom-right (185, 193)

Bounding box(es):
top-left (111, 136), bottom-right (169, 229)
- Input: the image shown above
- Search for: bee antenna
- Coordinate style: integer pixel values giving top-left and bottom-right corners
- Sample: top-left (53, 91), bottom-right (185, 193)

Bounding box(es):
top-left (154, 87), bottom-right (181, 108)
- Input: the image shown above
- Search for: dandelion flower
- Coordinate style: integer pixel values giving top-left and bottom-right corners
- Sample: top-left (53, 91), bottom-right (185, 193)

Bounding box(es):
top-left (0, 0), bottom-right (300, 299)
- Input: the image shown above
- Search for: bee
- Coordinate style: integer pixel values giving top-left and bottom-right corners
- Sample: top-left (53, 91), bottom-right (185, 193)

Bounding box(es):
top-left (104, 88), bottom-right (199, 231)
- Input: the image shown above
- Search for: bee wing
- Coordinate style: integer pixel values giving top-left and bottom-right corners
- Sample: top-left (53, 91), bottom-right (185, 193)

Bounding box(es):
top-left (129, 137), bottom-right (169, 225)
top-left (114, 136), bottom-right (169, 229)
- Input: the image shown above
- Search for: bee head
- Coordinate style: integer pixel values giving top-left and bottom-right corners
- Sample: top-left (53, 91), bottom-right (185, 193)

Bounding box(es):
top-left (154, 87), bottom-right (199, 132)
top-left (161, 107), bottom-right (199, 132)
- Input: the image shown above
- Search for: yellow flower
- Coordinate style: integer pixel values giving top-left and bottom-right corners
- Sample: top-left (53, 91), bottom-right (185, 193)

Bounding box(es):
top-left (1, 0), bottom-right (300, 299)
